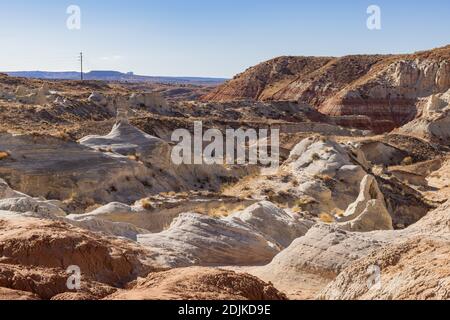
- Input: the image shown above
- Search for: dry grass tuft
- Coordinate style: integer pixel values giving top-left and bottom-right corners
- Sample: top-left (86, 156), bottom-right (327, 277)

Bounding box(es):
top-left (401, 156), bottom-right (413, 166)
top-left (0, 151), bottom-right (10, 160)
top-left (311, 153), bottom-right (321, 161)
top-left (292, 197), bottom-right (315, 212)
top-left (140, 198), bottom-right (154, 210)
top-left (319, 213), bottom-right (335, 224)
top-left (209, 204), bottom-right (247, 218)
top-left (54, 130), bottom-right (72, 141)
top-left (128, 154), bottom-right (141, 162)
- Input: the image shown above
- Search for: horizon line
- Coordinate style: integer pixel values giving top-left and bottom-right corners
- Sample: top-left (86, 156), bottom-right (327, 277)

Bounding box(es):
top-left (3, 70), bottom-right (230, 80)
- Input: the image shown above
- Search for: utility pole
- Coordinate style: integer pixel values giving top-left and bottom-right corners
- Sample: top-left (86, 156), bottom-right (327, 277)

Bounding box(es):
top-left (79, 52), bottom-right (83, 81)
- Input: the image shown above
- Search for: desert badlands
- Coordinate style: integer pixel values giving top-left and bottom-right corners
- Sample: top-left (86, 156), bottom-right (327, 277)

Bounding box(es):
top-left (0, 45), bottom-right (450, 301)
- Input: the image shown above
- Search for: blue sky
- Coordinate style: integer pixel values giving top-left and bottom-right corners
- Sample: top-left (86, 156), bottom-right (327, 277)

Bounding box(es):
top-left (0, 0), bottom-right (449, 77)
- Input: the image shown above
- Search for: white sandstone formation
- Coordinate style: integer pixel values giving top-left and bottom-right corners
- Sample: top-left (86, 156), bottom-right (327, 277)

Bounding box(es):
top-left (338, 175), bottom-right (393, 232)
top-left (137, 201), bottom-right (312, 267)
top-left (391, 59), bottom-right (450, 97)
top-left (79, 121), bottom-right (171, 168)
top-left (69, 217), bottom-right (150, 241)
top-left (283, 137), bottom-right (366, 212)
top-left (228, 201), bottom-right (313, 248)
top-left (399, 89), bottom-right (450, 142)
top-left (79, 120), bottom-right (254, 195)
top-left (1, 178), bottom-right (65, 217)
top-left (138, 212), bottom-right (281, 267)
top-left (0, 132), bottom-right (155, 204)
top-left (0, 179), bottom-right (150, 240)
top-left (243, 195), bottom-right (450, 299)
top-left (0, 178), bottom-right (28, 199)
top-left (0, 197), bottom-right (66, 218)
top-left (67, 196), bottom-right (256, 233)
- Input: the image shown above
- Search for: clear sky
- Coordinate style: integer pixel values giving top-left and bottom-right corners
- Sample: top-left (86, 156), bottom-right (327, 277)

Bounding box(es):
top-left (0, 0), bottom-right (449, 78)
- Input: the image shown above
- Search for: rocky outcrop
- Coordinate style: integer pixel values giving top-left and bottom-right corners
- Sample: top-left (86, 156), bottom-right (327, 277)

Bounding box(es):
top-left (0, 288), bottom-right (40, 300)
top-left (0, 178), bottom-right (28, 199)
top-left (398, 89), bottom-right (450, 143)
top-left (284, 137), bottom-right (366, 213)
top-left (244, 196), bottom-right (450, 299)
top-left (0, 178), bottom-right (153, 241)
top-left (0, 132), bottom-right (155, 206)
top-left (107, 267), bottom-right (287, 300)
top-left (338, 175), bottom-right (393, 232)
top-left (229, 201), bottom-right (312, 248)
top-left (203, 46), bottom-right (450, 133)
top-left (242, 223), bottom-right (389, 298)
top-left (88, 92), bottom-right (108, 106)
top-left (15, 85), bottom-right (49, 105)
top-left (69, 217), bottom-right (150, 241)
top-left (319, 237), bottom-right (450, 300)
top-left (0, 211), bottom-right (162, 299)
top-left (79, 121), bottom-right (171, 168)
top-left (137, 212), bottom-right (279, 267)
top-left (224, 136), bottom-right (379, 217)
top-left (0, 262), bottom-right (115, 300)
top-left (202, 56), bottom-right (333, 102)
top-left (0, 123), bottom-right (250, 210)
top-left (0, 197), bottom-right (66, 217)
top-left (129, 92), bottom-right (168, 114)
top-left (68, 196), bottom-right (257, 233)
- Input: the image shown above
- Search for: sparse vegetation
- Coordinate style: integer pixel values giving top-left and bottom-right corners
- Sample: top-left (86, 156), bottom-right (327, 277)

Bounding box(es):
top-left (0, 151), bottom-right (10, 160)
top-left (280, 174), bottom-right (292, 183)
top-left (319, 213), bottom-right (335, 223)
top-left (401, 156), bottom-right (414, 166)
top-left (208, 203), bottom-right (247, 218)
top-left (140, 198), bottom-right (154, 210)
top-left (53, 130), bottom-right (72, 141)
top-left (292, 197), bottom-right (316, 212)
top-left (311, 153), bottom-right (321, 161)
top-left (332, 208), bottom-right (345, 218)
top-left (128, 153), bottom-right (141, 162)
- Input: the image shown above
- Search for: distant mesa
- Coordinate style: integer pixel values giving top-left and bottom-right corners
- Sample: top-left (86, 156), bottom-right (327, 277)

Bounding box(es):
top-left (4, 70), bottom-right (227, 86)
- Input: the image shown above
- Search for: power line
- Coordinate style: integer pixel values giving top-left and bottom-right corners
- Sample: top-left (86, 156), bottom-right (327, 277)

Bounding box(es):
top-left (77, 52), bottom-right (83, 81)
